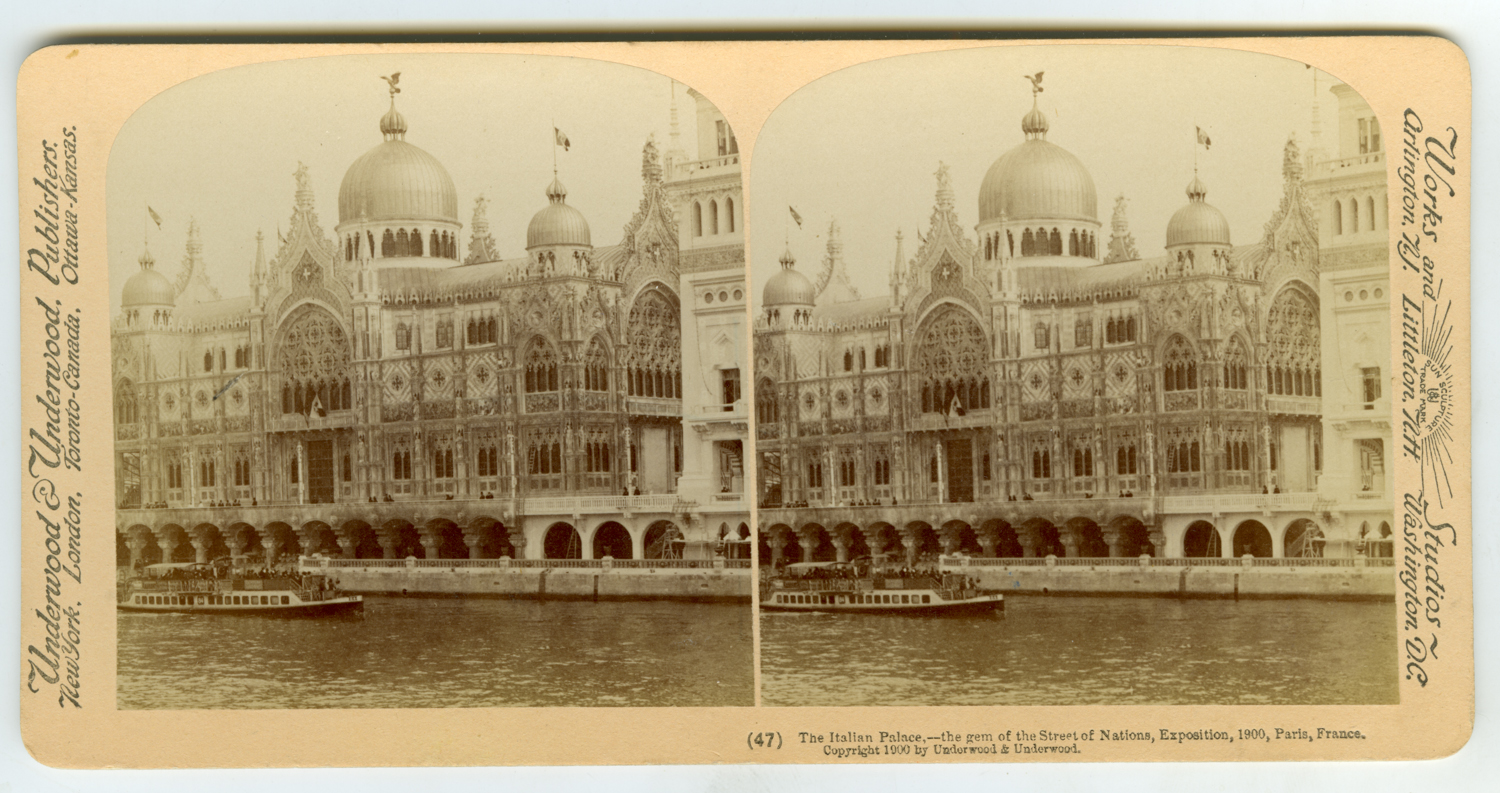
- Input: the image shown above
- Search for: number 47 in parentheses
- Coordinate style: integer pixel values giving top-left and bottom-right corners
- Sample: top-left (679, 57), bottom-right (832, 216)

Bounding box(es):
top-left (748, 731), bottom-right (783, 751)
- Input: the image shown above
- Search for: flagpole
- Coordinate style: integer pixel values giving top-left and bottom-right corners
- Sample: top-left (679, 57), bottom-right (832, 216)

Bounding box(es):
top-left (551, 118), bottom-right (557, 177)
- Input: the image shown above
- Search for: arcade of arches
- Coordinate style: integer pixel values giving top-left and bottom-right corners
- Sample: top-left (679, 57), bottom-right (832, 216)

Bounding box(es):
top-left (758, 511), bottom-right (1335, 566)
top-left (116, 512), bottom-right (689, 568)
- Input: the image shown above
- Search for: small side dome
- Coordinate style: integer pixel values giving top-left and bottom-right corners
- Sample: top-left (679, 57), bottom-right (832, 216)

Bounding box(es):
top-left (763, 246), bottom-right (817, 307)
top-left (122, 247), bottom-right (176, 308)
top-left (526, 176), bottom-right (592, 248)
top-left (1165, 175), bottom-right (1231, 247)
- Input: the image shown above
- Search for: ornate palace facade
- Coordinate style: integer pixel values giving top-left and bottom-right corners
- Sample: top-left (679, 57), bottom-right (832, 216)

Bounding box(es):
top-left (113, 87), bottom-right (749, 567)
top-left (755, 84), bottom-right (1393, 566)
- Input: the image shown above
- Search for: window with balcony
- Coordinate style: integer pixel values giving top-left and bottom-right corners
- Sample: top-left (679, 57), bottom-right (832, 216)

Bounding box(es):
top-left (722, 367), bottom-right (741, 407)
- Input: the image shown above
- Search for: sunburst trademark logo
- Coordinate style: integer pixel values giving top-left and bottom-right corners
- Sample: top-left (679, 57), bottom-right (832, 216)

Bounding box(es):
top-left (1400, 295), bottom-right (1456, 505)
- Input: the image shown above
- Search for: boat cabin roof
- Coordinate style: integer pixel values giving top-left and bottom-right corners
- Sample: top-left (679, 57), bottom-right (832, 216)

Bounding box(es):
top-left (143, 562), bottom-right (210, 573)
top-left (782, 561), bottom-right (851, 572)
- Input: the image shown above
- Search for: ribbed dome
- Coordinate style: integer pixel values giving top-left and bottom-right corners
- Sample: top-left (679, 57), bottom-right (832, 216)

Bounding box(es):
top-left (526, 177), bottom-right (591, 248)
top-left (1165, 176), bottom-right (1231, 247)
top-left (978, 118), bottom-right (1098, 223)
top-left (338, 107), bottom-right (458, 225)
top-left (122, 249), bottom-right (175, 307)
top-left (764, 246), bottom-right (816, 307)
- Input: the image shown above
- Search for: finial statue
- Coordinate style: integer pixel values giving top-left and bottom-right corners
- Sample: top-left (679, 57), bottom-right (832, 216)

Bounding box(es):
top-left (1024, 71), bottom-right (1045, 96)
top-left (381, 72), bottom-right (402, 98)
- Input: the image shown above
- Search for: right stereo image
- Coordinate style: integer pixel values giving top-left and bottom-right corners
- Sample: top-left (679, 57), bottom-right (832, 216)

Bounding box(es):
top-left (750, 45), bottom-right (1396, 707)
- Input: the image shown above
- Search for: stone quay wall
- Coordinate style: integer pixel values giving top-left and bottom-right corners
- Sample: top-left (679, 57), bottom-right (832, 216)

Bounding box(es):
top-left (944, 556), bottom-right (1394, 600)
top-left (301, 557), bottom-right (752, 602)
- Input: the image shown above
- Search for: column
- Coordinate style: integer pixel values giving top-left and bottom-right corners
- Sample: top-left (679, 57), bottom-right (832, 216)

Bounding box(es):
top-left (418, 530), bottom-right (441, 560)
top-left (898, 530), bottom-right (918, 567)
top-left (463, 530), bottom-right (487, 560)
top-left (798, 531), bottom-right (818, 563)
top-left (190, 530), bottom-right (212, 564)
top-left (938, 528), bottom-right (959, 557)
top-left (1148, 524), bottom-right (1167, 558)
top-left (126, 535), bottom-right (147, 570)
top-left (831, 529), bottom-right (850, 563)
top-left (261, 534), bottom-right (279, 566)
top-left (1060, 527), bottom-right (1080, 559)
top-left (297, 440), bottom-right (308, 505)
top-left (1103, 527), bottom-right (1124, 558)
top-left (377, 527), bottom-right (401, 559)
top-left (225, 530), bottom-right (246, 561)
top-left (1016, 526), bottom-right (1041, 559)
top-left (156, 531), bottom-right (180, 564)
top-left (509, 524), bottom-right (535, 560)
top-left (976, 528), bottom-right (998, 559)
top-left (336, 529), bottom-right (359, 559)
top-left (630, 524), bottom-right (645, 560)
top-left (769, 531), bottom-right (786, 568)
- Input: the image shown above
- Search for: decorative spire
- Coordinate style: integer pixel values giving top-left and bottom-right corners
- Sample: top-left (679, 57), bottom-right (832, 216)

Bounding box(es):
top-left (815, 219), bottom-right (861, 305)
top-left (1186, 175), bottom-right (1208, 202)
top-left (934, 161), bottom-right (955, 213)
top-left (890, 229), bottom-right (906, 301)
top-left (546, 176), bottom-right (568, 204)
top-left (641, 134), bottom-right (663, 186)
top-left (253, 230), bottom-right (266, 276)
top-left (779, 244), bottom-right (797, 269)
top-left (174, 218), bottom-right (221, 304)
top-left (465, 195), bottom-right (501, 265)
top-left (137, 243), bottom-right (155, 270)
top-left (1282, 133), bottom-right (1304, 184)
top-left (1104, 194), bottom-right (1140, 263)
top-left (379, 72), bottom-right (406, 140)
top-left (293, 161), bottom-right (315, 211)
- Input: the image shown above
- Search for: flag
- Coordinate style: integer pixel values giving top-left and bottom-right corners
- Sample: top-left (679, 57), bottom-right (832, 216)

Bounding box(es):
top-left (1196, 126), bottom-right (1212, 150)
top-left (554, 127), bottom-right (570, 151)
top-left (949, 394), bottom-right (966, 418)
top-left (789, 206), bottom-right (803, 228)
top-left (310, 395), bottom-right (325, 418)
top-left (147, 206), bottom-right (162, 228)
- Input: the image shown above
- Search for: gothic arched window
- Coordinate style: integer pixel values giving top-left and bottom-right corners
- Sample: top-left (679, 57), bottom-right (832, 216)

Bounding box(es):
top-left (431, 230), bottom-right (440, 257)
top-left (1050, 228), bottom-right (1063, 255)
top-left (1021, 229), bottom-right (1035, 256)
top-left (726, 198), bottom-right (736, 233)
top-left (204, 351), bottom-right (213, 372)
top-left (625, 287), bottom-right (681, 400)
top-left (1163, 335), bottom-right (1199, 392)
top-left (1333, 200), bottom-right (1343, 235)
top-left (410, 229), bottom-right (423, 257)
top-left (585, 336), bottom-right (610, 391)
top-left (692, 202), bottom-right (703, 237)
top-left (1224, 339), bottom-right (1250, 390)
top-left (1367, 196), bottom-right (1377, 231)
top-left (1069, 229), bottom-right (1080, 255)
top-left (382, 229), bottom-right (396, 257)
top-left (395, 323), bottom-right (410, 351)
top-left (115, 381), bottom-right (137, 424)
top-left (1034, 322), bottom-right (1049, 350)
top-left (708, 200), bottom-right (719, 235)
top-left (524, 339), bottom-right (559, 394)
top-left (756, 379), bottom-right (779, 424)
top-left (915, 307), bottom-right (989, 414)
top-left (1265, 287), bottom-right (1320, 397)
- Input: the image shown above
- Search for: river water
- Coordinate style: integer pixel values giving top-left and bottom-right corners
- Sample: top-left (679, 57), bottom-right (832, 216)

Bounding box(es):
top-left (760, 595), bottom-right (1397, 707)
top-left (118, 597), bottom-right (752, 709)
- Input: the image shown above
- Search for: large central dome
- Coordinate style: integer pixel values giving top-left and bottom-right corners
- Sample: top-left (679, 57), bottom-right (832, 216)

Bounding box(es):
top-left (338, 105), bottom-right (459, 225)
top-left (977, 106), bottom-right (1098, 224)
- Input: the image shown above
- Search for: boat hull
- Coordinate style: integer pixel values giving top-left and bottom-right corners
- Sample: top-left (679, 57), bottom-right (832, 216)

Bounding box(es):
top-left (118, 596), bottom-right (364, 617)
top-left (761, 592), bottom-right (1003, 616)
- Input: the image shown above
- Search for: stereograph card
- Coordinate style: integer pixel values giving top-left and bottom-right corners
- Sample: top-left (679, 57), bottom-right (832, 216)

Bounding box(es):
top-left (15, 37), bottom-right (1471, 767)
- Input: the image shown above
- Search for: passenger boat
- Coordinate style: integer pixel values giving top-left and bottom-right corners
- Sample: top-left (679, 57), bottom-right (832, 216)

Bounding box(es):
top-left (118, 561), bottom-right (364, 616)
top-left (761, 559), bottom-right (1002, 615)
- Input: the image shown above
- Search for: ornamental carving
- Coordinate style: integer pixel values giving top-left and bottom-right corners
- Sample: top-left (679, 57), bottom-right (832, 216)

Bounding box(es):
top-left (277, 309), bottom-right (351, 384)
top-left (1265, 288), bottom-right (1319, 368)
top-left (915, 307), bottom-right (987, 382)
top-left (625, 287), bottom-right (681, 375)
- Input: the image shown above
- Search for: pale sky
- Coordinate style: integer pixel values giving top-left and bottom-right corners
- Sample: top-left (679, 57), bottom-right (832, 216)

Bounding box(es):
top-left (108, 53), bottom-right (696, 310)
top-left (748, 45), bottom-right (1347, 302)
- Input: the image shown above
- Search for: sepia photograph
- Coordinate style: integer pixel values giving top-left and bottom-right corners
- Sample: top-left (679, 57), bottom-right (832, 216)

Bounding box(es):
top-left (750, 46), bottom-right (1397, 706)
top-left (106, 54), bottom-right (753, 709)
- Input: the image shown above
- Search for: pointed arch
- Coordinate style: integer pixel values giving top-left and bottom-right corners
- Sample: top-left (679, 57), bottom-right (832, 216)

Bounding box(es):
top-left (523, 336), bottom-right (560, 394)
top-left (625, 284), bottom-right (681, 399)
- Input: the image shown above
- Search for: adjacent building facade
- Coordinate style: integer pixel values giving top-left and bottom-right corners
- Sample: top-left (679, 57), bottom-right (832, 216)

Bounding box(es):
top-left (754, 83), bottom-right (1393, 566)
top-left (113, 86), bottom-right (749, 567)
